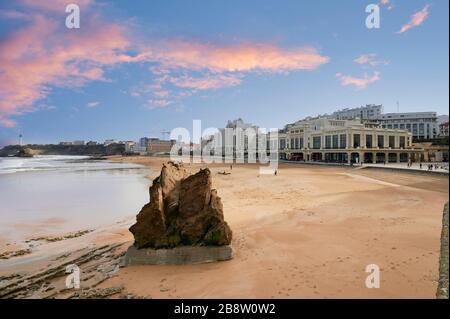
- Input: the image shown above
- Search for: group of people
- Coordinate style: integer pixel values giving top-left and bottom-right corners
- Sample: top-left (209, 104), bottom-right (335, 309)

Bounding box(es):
top-left (418, 162), bottom-right (447, 171)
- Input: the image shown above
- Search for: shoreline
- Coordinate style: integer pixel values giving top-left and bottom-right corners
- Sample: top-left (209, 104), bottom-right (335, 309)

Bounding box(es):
top-left (0, 156), bottom-right (448, 298)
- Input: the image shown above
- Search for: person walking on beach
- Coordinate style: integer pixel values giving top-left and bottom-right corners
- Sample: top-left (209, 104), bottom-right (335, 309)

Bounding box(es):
top-left (230, 164), bottom-right (233, 170)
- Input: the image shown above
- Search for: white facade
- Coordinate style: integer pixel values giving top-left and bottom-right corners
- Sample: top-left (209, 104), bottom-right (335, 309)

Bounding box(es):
top-left (279, 118), bottom-right (417, 163)
top-left (332, 104), bottom-right (383, 120)
top-left (377, 112), bottom-right (438, 140)
top-left (213, 118), bottom-right (260, 155)
top-left (104, 139), bottom-right (118, 146)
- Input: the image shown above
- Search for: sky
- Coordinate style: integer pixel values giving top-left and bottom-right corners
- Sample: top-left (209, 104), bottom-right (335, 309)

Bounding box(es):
top-left (0, 0), bottom-right (448, 146)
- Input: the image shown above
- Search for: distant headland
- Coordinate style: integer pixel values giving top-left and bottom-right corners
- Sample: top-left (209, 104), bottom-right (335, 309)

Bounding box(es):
top-left (0, 143), bottom-right (126, 157)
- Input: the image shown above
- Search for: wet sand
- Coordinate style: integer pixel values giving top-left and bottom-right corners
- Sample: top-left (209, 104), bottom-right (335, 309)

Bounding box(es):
top-left (1, 156), bottom-right (448, 298)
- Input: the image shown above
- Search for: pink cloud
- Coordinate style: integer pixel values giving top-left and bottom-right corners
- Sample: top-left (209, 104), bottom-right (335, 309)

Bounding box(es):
top-left (0, 1), bottom-right (330, 125)
top-left (336, 72), bottom-right (380, 89)
top-left (0, 9), bottom-right (29, 19)
top-left (146, 99), bottom-right (172, 109)
top-left (136, 40), bottom-right (329, 108)
top-left (87, 101), bottom-right (99, 108)
top-left (18, 0), bottom-right (93, 11)
top-left (168, 74), bottom-right (242, 90)
top-left (398, 4), bottom-right (430, 34)
top-left (140, 40), bottom-right (329, 73)
top-left (354, 53), bottom-right (388, 67)
top-left (0, 10), bottom-right (132, 126)
top-left (379, 0), bottom-right (394, 10)
top-left (153, 90), bottom-right (170, 98)
top-left (0, 117), bottom-right (17, 128)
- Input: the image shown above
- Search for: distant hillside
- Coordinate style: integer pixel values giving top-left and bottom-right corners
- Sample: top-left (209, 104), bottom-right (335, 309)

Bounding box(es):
top-left (0, 143), bottom-right (125, 157)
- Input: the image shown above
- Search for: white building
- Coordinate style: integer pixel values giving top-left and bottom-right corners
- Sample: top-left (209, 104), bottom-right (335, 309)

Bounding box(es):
top-left (207, 118), bottom-right (260, 156)
top-left (332, 104), bottom-right (383, 120)
top-left (439, 122), bottom-right (449, 137)
top-left (279, 118), bottom-right (419, 164)
top-left (123, 141), bottom-right (137, 153)
top-left (104, 139), bottom-right (118, 146)
top-left (377, 112), bottom-right (438, 140)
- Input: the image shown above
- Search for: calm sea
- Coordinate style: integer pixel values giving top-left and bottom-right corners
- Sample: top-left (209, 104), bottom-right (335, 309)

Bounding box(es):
top-left (0, 156), bottom-right (150, 242)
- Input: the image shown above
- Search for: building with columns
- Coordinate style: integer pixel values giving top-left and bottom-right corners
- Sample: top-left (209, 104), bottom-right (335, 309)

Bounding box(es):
top-left (278, 118), bottom-right (421, 164)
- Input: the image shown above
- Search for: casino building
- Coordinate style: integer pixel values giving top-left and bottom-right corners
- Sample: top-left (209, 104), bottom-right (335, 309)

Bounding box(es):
top-left (278, 118), bottom-right (421, 164)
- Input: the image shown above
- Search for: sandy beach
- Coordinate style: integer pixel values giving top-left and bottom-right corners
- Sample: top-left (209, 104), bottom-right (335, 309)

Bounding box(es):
top-left (0, 156), bottom-right (448, 299)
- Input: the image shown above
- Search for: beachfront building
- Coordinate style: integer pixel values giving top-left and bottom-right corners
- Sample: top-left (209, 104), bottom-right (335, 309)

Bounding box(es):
top-left (439, 122), bottom-right (449, 137)
top-left (104, 139), bottom-right (118, 146)
top-left (331, 104), bottom-right (383, 120)
top-left (377, 112), bottom-right (438, 140)
top-left (146, 138), bottom-right (176, 154)
top-left (206, 118), bottom-right (260, 156)
top-left (412, 142), bottom-right (449, 162)
top-left (279, 118), bottom-right (419, 164)
top-left (123, 141), bottom-right (137, 153)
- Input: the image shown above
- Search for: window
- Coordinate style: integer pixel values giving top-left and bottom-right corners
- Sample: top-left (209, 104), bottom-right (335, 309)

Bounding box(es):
top-left (419, 123), bottom-right (424, 134)
top-left (295, 138), bottom-right (299, 149)
top-left (339, 134), bottom-right (347, 149)
top-left (290, 138), bottom-right (294, 149)
top-left (332, 135), bottom-right (338, 149)
top-left (366, 135), bottom-right (373, 148)
top-left (377, 135), bottom-right (384, 148)
top-left (353, 134), bottom-right (361, 148)
top-left (389, 136), bottom-right (395, 148)
top-left (325, 136), bottom-right (332, 149)
top-left (299, 138), bottom-right (304, 149)
top-left (279, 139), bottom-right (285, 150)
top-left (399, 136), bottom-right (406, 149)
top-left (313, 136), bottom-right (321, 149)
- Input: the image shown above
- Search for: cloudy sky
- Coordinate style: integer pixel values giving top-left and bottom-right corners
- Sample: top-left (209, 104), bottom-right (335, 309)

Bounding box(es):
top-left (0, 0), bottom-right (448, 145)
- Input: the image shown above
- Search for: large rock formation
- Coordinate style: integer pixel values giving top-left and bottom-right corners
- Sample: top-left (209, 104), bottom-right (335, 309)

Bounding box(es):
top-left (130, 162), bottom-right (232, 249)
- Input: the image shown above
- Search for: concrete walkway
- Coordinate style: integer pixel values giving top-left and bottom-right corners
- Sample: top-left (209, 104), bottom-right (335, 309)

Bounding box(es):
top-left (280, 160), bottom-right (449, 174)
top-left (363, 162), bottom-right (449, 174)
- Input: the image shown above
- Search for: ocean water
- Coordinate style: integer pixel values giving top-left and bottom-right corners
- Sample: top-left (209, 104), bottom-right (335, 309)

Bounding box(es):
top-left (0, 156), bottom-right (150, 242)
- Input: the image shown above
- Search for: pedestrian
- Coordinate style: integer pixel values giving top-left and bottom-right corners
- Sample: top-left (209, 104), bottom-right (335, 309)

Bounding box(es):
top-left (230, 164), bottom-right (232, 170)
top-left (420, 163), bottom-right (422, 169)
top-left (274, 169), bottom-right (278, 176)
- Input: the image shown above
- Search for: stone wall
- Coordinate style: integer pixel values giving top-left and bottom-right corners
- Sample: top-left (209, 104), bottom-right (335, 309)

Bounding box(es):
top-left (436, 202), bottom-right (449, 299)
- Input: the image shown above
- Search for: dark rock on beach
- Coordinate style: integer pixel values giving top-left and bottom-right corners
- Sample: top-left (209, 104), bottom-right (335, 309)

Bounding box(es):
top-left (129, 161), bottom-right (232, 249)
